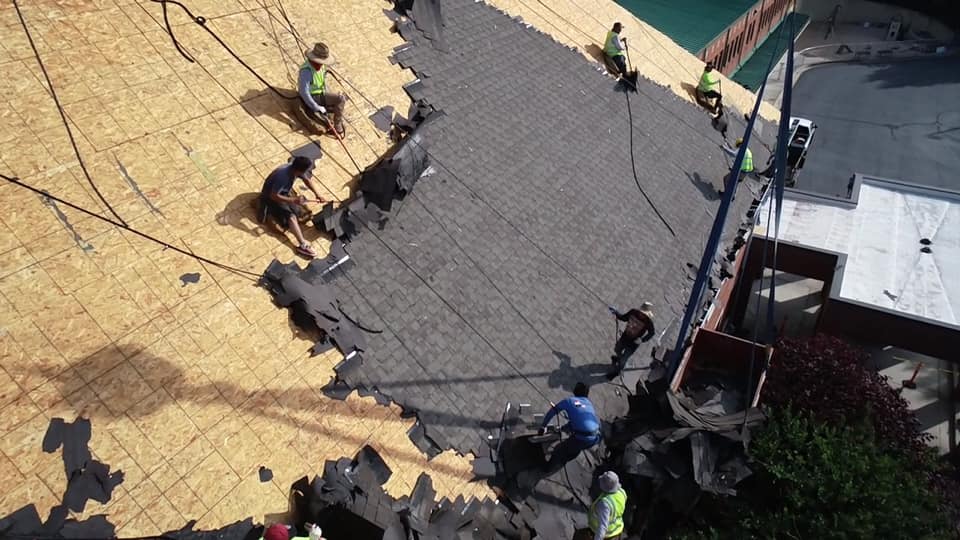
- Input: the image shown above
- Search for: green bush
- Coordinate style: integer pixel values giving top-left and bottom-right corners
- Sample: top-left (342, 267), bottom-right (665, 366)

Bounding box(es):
top-left (673, 409), bottom-right (950, 540)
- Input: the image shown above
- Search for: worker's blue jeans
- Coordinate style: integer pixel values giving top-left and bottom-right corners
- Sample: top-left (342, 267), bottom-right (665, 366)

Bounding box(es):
top-left (610, 54), bottom-right (627, 76)
top-left (544, 435), bottom-right (599, 474)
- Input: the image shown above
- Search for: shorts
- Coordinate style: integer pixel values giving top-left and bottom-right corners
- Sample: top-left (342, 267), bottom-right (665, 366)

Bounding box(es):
top-left (259, 195), bottom-right (296, 228)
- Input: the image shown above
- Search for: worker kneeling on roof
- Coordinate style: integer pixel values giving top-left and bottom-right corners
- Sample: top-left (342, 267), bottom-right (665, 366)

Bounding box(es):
top-left (603, 23), bottom-right (628, 76)
top-left (539, 382), bottom-right (600, 474)
top-left (299, 42), bottom-right (347, 136)
top-left (259, 156), bottom-right (327, 259)
top-left (696, 62), bottom-right (722, 115)
top-left (718, 138), bottom-right (754, 197)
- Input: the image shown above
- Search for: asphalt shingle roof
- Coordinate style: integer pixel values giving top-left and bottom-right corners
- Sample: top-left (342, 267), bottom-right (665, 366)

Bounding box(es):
top-left (329, 0), bottom-right (773, 456)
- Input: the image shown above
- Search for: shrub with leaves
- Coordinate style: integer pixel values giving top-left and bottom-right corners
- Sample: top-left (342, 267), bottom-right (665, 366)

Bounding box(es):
top-left (672, 409), bottom-right (950, 539)
top-left (764, 333), bottom-right (930, 459)
top-left (763, 334), bottom-right (959, 527)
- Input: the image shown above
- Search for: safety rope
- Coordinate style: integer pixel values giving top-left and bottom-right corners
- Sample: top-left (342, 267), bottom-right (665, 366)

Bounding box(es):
top-left (13, 0), bottom-right (128, 226)
top-left (0, 173), bottom-right (263, 281)
top-left (146, 0), bottom-right (365, 174)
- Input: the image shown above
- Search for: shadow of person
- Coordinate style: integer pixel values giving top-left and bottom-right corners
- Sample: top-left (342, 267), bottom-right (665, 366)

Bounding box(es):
top-left (685, 171), bottom-right (720, 201)
top-left (239, 89), bottom-right (306, 135)
top-left (53, 346), bottom-right (488, 480)
top-left (584, 44), bottom-right (607, 65)
top-left (679, 81), bottom-right (699, 102)
top-left (547, 351), bottom-right (616, 391)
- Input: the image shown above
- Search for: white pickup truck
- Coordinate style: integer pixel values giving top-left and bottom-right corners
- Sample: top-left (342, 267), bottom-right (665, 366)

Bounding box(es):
top-left (759, 116), bottom-right (816, 187)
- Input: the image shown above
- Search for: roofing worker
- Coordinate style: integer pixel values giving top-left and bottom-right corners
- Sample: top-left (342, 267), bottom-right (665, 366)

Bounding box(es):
top-left (606, 303), bottom-right (655, 380)
top-left (299, 42), bottom-right (347, 136)
top-left (259, 156), bottom-right (326, 258)
top-left (261, 523), bottom-right (325, 540)
top-left (540, 382), bottom-right (601, 474)
top-left (697, 62), bottom-right (722, 114)
top-left (588, 471), bottom-right (627, 540)
top-left (718, 138), bottom-right (755, 197)
top-left (603, 23), bottom-right (628, 76)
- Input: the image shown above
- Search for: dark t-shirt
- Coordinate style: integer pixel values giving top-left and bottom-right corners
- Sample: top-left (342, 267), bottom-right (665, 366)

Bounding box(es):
top-left (261, 164), bottom-right (298, 198)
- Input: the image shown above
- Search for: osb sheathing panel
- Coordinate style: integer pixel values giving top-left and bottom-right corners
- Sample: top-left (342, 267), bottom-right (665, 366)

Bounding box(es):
top-left (488, 0), bottom-right (780, 121)
top-left (0, 0), bottom-right (489, 535)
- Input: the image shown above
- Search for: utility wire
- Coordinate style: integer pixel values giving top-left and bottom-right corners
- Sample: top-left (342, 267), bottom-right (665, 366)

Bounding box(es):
top-left (0, 173), bottom-right (263, 281)
top-left (13, 0), bottom-right (128, 227)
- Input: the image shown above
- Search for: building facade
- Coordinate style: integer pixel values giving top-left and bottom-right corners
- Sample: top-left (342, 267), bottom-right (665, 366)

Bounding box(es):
top-left (701, 0), bottom-right (795, 75)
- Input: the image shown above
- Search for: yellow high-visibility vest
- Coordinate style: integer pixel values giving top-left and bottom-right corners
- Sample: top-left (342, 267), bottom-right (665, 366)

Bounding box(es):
top-left (604, 31), bottom-right (625, 58)
top-left (300, 61), bottom-right (326, 95)
top-left (742, 148), bottom-right (754, 172)
top-left (588, 488), bottom-right (627, 538)
top-left (698, 69), bottom-right (720, 93)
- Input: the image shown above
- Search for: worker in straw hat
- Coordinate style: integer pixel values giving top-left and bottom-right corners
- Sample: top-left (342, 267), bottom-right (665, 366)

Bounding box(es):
top-left (298, 42), bottom-right (347, 136)
top-left (606, 302), bottom-right (655, 380)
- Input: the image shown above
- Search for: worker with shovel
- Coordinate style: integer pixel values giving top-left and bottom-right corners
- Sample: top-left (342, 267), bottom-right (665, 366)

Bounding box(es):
top-left (298, 42), bottom-right (347, 136)
top-left (696, 62), bottom-right (722, 115)
top-left (603, 23), bottom-right (629, 77)
top-left (606, 302), bottom-right (655, 380)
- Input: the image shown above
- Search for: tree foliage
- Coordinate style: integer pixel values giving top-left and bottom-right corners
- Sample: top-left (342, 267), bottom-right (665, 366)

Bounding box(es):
top-left (673, 410), bottom-right (950, 540)
top-left (763, 334), bottom-right (929, 460)
top-left (671, 335), bottom-right (957, 539)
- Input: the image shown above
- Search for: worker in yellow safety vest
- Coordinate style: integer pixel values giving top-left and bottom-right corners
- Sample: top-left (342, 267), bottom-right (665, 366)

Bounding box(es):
top-left (603, 22), bottom-right (628, 76)
top-left (298, 42), bottom-right (347, 136)
top-left (697, 62), bottom-right (723, 115)
top-left (718, 138), bottom-right (755, 197)
top-left (588, 471), bottom-right (627, 539)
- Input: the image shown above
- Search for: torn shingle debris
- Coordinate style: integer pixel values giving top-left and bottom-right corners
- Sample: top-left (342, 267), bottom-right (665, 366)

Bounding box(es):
top-left (0, 417), bottom-right (123, 539)
top-left (290, 445), bottom-right (537, 539)
top-left (261, 257), bottom-right (373, 358)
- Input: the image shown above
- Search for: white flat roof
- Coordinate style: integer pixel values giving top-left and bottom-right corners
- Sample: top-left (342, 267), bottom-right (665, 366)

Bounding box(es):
top-left (754, 177), bottom-right (960, 326)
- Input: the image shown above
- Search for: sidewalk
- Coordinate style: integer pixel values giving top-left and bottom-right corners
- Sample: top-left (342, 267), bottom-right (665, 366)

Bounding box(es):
top-left (762, 21), bottom-right (956, 107)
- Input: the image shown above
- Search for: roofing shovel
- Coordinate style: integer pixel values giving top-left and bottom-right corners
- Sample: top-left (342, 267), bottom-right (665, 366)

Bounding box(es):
top-left (622, 42), bottom-right (639, 90)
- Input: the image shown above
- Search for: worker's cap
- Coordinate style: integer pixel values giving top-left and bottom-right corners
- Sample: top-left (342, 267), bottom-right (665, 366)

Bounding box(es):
top-left (263, 524), bottom-right (289, 540)
top-left (306, 42), bottom-right (334, 65)
top-left (639, 302), bottom-right (654, 320)
top-left (597, 471), bottom-right (621, 493)
top-left (735, 137), bottom-right (744, 147)
top-left (705, 62), bottom-right (715, 70)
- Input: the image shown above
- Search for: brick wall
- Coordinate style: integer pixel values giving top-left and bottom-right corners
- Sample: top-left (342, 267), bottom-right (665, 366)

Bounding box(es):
top-left (701, 0), bottom-right (796, 75)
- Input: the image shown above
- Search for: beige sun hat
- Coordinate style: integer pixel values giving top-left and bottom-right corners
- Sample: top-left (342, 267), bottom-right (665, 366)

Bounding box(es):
top-left (639, 301), bottom-right (654, 320)
top-left (305, 42), bottom-right (334, 64)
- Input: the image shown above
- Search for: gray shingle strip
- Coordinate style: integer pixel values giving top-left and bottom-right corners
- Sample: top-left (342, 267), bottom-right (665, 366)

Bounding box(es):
top-left (310, 2), bottom-right (775, 512)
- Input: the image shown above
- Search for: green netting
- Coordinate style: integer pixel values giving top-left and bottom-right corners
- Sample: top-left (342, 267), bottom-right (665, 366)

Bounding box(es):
top-left (615, 0), bottom-right (758, 54)
top-left (731, 12), bottom-right (809, 90)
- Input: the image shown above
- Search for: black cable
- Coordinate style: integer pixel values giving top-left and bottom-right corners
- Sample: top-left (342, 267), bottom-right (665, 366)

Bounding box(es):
top-left (160, 0), bottom-right (195, 62)
top-left (13, 0), bottom-right (128, 227)
top-left (623, 73), bottom-right (677, 237)
top-left (0, 173), bottom-right (263, 281)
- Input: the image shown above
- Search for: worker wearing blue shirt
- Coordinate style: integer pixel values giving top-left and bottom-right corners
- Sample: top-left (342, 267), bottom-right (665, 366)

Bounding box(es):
top-left (540, 382), bottom-right (601, 473)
